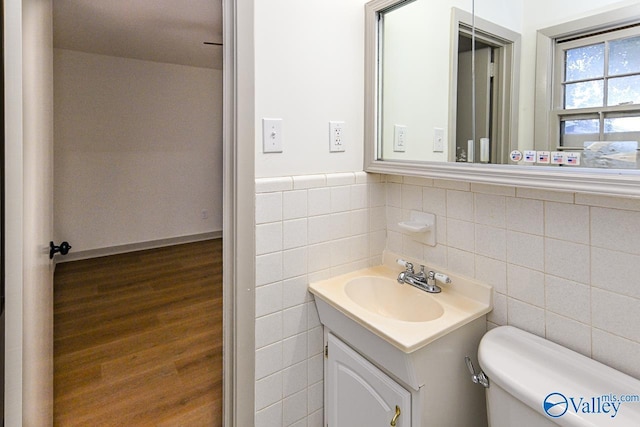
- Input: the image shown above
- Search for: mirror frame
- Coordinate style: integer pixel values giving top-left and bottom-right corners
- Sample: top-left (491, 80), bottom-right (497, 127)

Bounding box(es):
top-left (364, 0), bottom-right (640, 198)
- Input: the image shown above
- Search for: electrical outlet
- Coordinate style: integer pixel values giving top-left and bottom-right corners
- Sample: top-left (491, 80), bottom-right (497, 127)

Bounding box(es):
top-left (394, 125), bottom-right (407, 152)
top-left (329, 121), bottom-right (345, 152)
top-left (262, 118), bottom-right (283, 153)
top-left (433, 128), bottom-right (444, 152)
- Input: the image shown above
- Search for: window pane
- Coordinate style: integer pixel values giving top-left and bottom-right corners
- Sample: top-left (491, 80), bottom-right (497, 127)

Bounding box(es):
top-left (562, 119), bottom-right (600, 134)
top-left (561, 119), bottom-right (600, 147)
top-left (604, 116), bottom-right (640, 133)
top-left (565, 80), bottom-right (604, 109)
top-left (607, 75), bottom-right (640, 106)
top-left (565, 44), bottom-right (604, 82)
top-left (609, 36), bottom-right (640, 76)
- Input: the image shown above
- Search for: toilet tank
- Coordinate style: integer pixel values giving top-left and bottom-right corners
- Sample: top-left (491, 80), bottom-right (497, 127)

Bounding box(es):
top-left (478, 326), bottom-right (640, 427)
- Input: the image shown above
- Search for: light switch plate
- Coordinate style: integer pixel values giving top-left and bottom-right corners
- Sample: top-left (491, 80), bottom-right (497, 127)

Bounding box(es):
top-left (394, 125), bottom-right (407, 152)
top-left (433, 128), bottom-right (444, 152)
top-left (262, 118), bottom-right (283, 153)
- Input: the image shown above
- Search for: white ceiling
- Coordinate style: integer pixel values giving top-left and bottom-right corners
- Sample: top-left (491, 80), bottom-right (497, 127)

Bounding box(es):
top-left (53, 0), bottom-right (223, 69)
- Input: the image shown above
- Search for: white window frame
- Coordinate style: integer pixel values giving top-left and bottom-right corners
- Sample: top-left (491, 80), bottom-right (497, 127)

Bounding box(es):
top-left (534, 3), bottom-right (640, 152)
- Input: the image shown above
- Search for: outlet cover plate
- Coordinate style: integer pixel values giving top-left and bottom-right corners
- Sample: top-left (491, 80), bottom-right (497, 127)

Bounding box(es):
top-left (329, 121), bottom-right (345, 152)
top-left (262, 118), bottom-right (283, 153)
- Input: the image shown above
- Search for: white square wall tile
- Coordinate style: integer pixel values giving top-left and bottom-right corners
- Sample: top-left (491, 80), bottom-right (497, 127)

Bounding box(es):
top-left (308, 353), bottom-right (324, 385)
top-left (470, 183), bottom-right (515, 196)
top-left (308, 215), bottom-right (333, 245)
top-left (447, 248), bottom-right (475, 278)
top-left (369, 183), bottom-right (387, 207)
top-left (283, 275), bottom-right (311, 309)
top-left (283, 218), bottom-right (308, 250)
top-left (506, 231), bottom-right (543, 271)
top-left (507, 264), bottom-right (545, 307)
top-left (256, 282), bottom-right (283, 317)
top-left (330, 238), bottom-right (352, 267)
top-left (283, 333), bottom-right (308, 367)
top-left (308, 301), bottom-right (321, 329)
top-left (474, 193), bottom-right (506, 228)
top-left (283, 304), bottom-right (308, 339)
top-left (308, 188), bottom-right (331, 217)
top-left (308, 326), bottom-right (324, 357)
top-left (545, 202), bottom-right (589, 244)
top-left (475, 225), bottom-right (506, 261)
top-left (592, 329), bottom-right (640, 379)
top-left (283, 390), bottom-right (308, 426)
top-left (447, 219), bottom-right (475, 252)
top-left (369, 206), bottom-right (386, 231)
top-left (447, 190), bottom-right (474, 221)
top-left (516, 187), bottom-right (574, 203)
top-left (308, 242), bottom-right (332, 273)
top-left (256, 252), bottom-right (283, 287)
top-left (283, 247), bottom-right (308, 280)
top-left (387, 183), bottom-right (402, 208)
top-left (403, 176), bottom-right (433, 187)
top-left (255, 402), bottom-right (283, 427)
top-left (283, 361), bottom-right (308, 397)
top-left (434, 179), bottom-right (470, 191)
top-left (507, 298), bottom-right (545, 337)
top-left (487, 291), bottom-right (507, 325)
top-left (544, 238), bottom-right (590, 284)
top-left (330, 212), bottom-right (352, 240)
top-left (592, 288), bottom-right (640, 343)
top-left (256, 192), bottom-right (283, 224)
top-left (545, 275), bottom-right (590, 323)
top-left (592, 247), bottom-right (640, 299)
top-left (401, 185), bottom-right (423, 211)
top-left (591, 207), bottom-right (640, 255)
top-left (506, 197), bottom-right (543, 235)
top-left (350, 209), bottom-right (369, 236)
top-left (256, 222), bottom-right (283, 255)
top-left (256, 312), bottom-right (283, 349)
top-left (255, 372), bottom-right (283, 411)
top-left (255, 342), bottom-right (283, 380)
top-left (308, 381), bottom-right (324, 413)
top-left (331, 186), bottom-right (351, 213)
top-left (350, 184), bottom-right (369, 210)
top-left (422, 187), bottom-right (447, 217)
top-left (545, 312), bottom-right (591, 357)
top-left (283, 190), bottom-right (308, 220)
top-left (350, 234), bottom-right (370, 261)
top-left (475, 256), bottom-right (506, 294)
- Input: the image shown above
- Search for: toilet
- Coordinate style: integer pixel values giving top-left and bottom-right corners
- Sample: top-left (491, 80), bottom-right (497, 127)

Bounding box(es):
top-left (478, 326), bottom-right (640, 426)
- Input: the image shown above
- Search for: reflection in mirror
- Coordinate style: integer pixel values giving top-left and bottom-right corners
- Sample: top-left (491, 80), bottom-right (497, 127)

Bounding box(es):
top-left (373, 0), bottom-right (520, 165)
top-left (365, 0), bottom-right (640, 195)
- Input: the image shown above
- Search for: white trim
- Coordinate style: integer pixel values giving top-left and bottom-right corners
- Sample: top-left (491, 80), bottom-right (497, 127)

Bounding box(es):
top-left (54, 232), bottom-right (222, 263)
top-left (223, 0), bottom-right (256, 426)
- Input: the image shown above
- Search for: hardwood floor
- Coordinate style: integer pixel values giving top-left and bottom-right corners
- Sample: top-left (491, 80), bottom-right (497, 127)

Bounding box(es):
top-left (53, 239), bottom-right (223, 426)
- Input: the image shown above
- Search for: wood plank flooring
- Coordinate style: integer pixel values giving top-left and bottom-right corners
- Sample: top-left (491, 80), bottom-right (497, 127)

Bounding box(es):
top-left (53, 239), bottom-right (223, 426)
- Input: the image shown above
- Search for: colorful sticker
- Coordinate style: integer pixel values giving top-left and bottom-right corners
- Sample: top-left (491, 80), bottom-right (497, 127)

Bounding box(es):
top-left (565, 152), bottom-right (581, 165)
top-left (510, 150), bottom-right (523, 162)
top-left (524, 150), bottom-right (537, 163)
top-left (537, 151), bottom-right (551, 164)
top-left (551, 152), bottom-right (565, 165)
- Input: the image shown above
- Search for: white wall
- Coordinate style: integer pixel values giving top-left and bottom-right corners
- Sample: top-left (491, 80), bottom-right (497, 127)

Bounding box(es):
top-left (53, 50), bottom-right (223, 253)
top-left (254, 0), bottom-right (368, 178)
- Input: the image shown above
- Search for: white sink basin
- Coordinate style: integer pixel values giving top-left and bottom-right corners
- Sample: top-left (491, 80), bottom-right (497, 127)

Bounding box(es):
top-left (344, 276), bottom-right (444, 322)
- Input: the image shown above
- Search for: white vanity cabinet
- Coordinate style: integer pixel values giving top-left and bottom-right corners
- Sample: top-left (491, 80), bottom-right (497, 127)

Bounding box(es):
top-left (326, 332), bottom-right (411, 427)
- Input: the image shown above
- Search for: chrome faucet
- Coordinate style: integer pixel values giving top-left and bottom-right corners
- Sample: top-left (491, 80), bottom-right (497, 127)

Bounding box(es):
top-left (396, 259), bottom-right (451, 293)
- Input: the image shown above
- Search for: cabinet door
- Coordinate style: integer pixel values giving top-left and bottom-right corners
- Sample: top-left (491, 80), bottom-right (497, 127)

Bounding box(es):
top-left (326, 333), bottom-right (411, 427)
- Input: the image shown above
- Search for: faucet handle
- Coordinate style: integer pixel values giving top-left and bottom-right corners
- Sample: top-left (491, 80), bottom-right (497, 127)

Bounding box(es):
top-left (396, 258), bottom-right (414, 272)
top-left (433, 272), bottom-right (451, 284)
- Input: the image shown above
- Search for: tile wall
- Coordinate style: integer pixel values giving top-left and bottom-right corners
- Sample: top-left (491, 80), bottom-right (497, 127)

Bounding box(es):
top-left (386, 175), bottom-right (640, 380)
top-left (255, 172), bottom-right (640, 426)
top-left (254, 172), bottom-right (386, 427)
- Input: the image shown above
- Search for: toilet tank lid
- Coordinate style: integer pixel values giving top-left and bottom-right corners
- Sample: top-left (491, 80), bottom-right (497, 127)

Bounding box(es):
top-left (478, 326), bottom-right (640, 426)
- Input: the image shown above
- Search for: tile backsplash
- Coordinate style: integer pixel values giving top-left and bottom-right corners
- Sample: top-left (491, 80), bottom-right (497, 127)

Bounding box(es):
top-left (254, 172), bottom-right (385, 427)
top-left (385, 175), bottom-right (640, 380)
top-left (255, 172), bottom-right (640, 426)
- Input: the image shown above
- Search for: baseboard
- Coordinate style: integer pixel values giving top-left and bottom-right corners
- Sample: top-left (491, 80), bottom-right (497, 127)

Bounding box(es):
top-left (55, 231), bottom-right (222, 263)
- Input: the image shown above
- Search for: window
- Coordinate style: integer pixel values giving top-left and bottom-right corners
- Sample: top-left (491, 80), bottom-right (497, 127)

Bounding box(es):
top-left (553, 26), bottom-right (640, 150)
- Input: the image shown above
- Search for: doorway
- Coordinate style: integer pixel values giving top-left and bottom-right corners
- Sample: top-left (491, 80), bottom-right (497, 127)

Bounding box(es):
top-left (51, 1), bottom-right (225, 424)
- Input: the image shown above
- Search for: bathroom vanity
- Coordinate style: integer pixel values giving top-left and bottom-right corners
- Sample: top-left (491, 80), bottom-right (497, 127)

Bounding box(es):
top-left (309, 253), bottom-right (493, 426)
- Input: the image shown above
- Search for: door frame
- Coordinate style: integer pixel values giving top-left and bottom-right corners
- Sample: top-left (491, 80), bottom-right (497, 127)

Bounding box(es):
top-left (222, 0), bottom-right (256, 425)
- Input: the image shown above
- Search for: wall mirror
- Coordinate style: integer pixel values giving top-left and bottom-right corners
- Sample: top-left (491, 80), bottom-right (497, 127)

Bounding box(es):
top-left (364, 0), bottom-right (640, 196)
